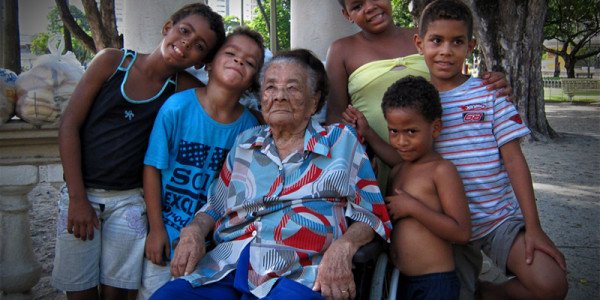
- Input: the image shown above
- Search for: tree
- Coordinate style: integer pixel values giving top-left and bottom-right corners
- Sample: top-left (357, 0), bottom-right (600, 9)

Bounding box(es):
top-left (392, 0), bottom-right (415, 27)
top-left (1, 0), bottom-right (21, 74)
top-left (54, 0), bottom-right (122, 53)
top-left (223, 15), bottom-right (241, 34)
top-left (410, 0), bottom-right (554, 140)
top-left (543, 0), bottom-right (600, 78)
top-left (30, 5), bottom-right (93, 64)
top-left (249, 0), bottom-right (290, 51)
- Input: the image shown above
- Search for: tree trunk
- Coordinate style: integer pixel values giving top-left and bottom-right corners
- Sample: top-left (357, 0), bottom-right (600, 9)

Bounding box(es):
top-left (1, 0), bottom-right (22, 74)
top-left (467, 0), bottom-right (556, 141)
top-left (55, 0), bottom-right (96, 52)
top-left (564, 56), bottom-right (575, 78)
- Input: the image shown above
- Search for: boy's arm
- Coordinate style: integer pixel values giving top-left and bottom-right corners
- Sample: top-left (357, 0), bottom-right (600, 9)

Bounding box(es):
top-left (343, 105), bottom-right (403, 167)
top-left (385, 161), bottom-right (471, 244)
top-left (500, 140), bottom-right (567, 270)
top-left (480, 72), bottom-right (513, 100)
top-left (59, 48), bottom-right (123, 241)
top-left (325, 40), bottom-right (351, 124)
top-left (143, 165), bottom-right (170, 266)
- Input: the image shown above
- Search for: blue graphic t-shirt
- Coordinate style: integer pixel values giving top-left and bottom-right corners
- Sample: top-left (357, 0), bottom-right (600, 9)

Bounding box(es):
top-left (144, 88), bottom-right (259, 258)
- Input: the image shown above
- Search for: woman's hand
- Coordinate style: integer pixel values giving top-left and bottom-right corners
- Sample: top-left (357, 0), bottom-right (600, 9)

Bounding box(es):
top-left (170, 222), bottom-right (207, 277)
top-left (313, 239), bottom-right (357, 300)
top-left (145, 227), bottom-right (170, 266)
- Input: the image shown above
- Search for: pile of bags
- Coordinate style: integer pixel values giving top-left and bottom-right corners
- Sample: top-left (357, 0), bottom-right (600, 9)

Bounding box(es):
top-left (14, 35), bottom-right (84, 126)
top-left (0, 68), bottom-right (18, 125)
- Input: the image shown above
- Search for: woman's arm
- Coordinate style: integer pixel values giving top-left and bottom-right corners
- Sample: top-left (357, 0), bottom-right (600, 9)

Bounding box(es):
top-left (313, 221), bottom-right (374, 300)
top-left (169, 212), bottom-right (215, 277)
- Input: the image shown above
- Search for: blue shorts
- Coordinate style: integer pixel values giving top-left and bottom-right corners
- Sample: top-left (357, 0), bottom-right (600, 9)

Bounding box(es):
top-left (397, 271), bottom-right (460, 300)
top-left (150, 245), bottom-right (324, 300)
top-left (52, 186), bottom-right (147, 291)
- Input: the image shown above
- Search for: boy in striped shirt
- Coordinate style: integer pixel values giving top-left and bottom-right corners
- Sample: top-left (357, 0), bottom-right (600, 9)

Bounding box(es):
top-left (413, 0), bottom-right (567, 299)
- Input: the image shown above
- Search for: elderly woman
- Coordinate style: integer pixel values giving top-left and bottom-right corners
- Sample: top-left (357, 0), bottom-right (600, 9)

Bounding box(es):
top-left (150, 49), bottom-right (391, 300)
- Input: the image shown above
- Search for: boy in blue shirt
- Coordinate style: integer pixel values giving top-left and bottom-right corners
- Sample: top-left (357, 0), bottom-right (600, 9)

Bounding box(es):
top-left (139, 27), bottom-right (265, 299)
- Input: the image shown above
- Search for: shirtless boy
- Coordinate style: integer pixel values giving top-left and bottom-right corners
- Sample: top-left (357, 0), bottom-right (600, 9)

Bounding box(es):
top-left (383, 76), bottom-right (471, 300)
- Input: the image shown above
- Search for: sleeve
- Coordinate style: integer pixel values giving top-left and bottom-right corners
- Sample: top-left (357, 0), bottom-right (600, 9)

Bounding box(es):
top-left (341, 125), bottom-right (392, 241)
top-left (143, 100), bottom-right (175, 170)
top-left (492, 95), bottom-right (531, 147)
top-left (198, 133), bottom-right (239, 222)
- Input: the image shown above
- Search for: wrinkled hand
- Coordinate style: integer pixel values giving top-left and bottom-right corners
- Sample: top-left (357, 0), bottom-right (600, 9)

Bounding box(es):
top-left (145, 228), bottom-right (170, 266)
top-left (170, 222), bottom-right (206, 277)
top-left (313, 239), bottom-right (356, 300)
top-left (67, 198), bottom-right (99, 241)
top-left (523, 227), bottom-right (567, 271)
top-left (384, 188), bottom-right (415, 222)
top-left (480, 72), bottom-right (514, 101)
top-left (342, 105), bottom-right (371, 141)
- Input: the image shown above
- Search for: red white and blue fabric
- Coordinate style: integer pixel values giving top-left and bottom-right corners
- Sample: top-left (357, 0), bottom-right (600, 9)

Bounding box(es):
top-left (182, 119), bottom-right (392, 298)
top-left (435, 76), bottom-right (531, 240)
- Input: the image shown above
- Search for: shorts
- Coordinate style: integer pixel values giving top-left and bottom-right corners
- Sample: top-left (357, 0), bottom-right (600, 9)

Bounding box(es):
top-left (137, 259), bottom-right (172, 299)
top-left (453, 218), bottom-right (525, 300)
top-left (397, 271), bottom-right (460, 300)
top-left (52, 186), bottom-right (147, 291)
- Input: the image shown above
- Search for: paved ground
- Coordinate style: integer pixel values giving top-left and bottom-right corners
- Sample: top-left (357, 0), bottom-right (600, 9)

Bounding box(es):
top-left (15, 102), bottom-right (600, 299)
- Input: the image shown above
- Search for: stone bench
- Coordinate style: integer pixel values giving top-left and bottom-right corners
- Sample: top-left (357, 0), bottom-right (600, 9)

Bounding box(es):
top-left (560, 78), bottom-right (600, 102)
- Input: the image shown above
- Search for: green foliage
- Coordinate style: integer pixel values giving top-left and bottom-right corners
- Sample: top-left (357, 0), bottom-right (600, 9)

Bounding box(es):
top-left (248, 0), bottom-right (290, 51)
top-left (392, 0), bottom-right (415, 28)
top-left (223, 15), bottom-right (241, 34)
top-left (30, 5), bottom-right (93, 64)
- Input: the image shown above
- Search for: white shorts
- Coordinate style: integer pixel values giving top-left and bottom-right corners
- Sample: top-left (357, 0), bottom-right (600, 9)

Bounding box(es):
top-left (137, 259), bottom-right (173, 299)
top-left (52, 186), bottom-right (147, 291)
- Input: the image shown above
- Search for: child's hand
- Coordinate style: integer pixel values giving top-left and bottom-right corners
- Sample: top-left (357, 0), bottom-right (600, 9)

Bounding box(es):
top-left (342, 105), bottom-right (372, 140)
top-left (145, 228), bottom-right (170, 266)
top-left (480, 71), bottom-right (513, 101)
top-left (384, 188), bottom-right (415, 222)
top-left (67, 197), bottom-right (100, 241)
top-left (523, 227), bottom-right (567, 271)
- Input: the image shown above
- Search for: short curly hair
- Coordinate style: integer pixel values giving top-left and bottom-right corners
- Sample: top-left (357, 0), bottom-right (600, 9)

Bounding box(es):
top-left (168, 3), bottom-right (226, 63)
top-left (259, 49), bottom-right (329, 114)
top-left (418, 0), bottom-right (474, 40)
top-left (381, 76), bottom-right (442, 122)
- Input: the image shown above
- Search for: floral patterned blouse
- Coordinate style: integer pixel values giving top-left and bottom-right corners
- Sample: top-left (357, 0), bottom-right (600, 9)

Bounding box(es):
top-left (183, 119), bottom-right (392, 298)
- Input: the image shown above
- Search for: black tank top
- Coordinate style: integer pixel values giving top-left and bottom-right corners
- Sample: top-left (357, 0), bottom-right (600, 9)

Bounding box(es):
top-left (81, 49), bottom-right (177, 190)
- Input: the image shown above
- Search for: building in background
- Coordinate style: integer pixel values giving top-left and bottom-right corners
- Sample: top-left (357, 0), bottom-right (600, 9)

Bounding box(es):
top-left (208, 0), bottom-right (258, 24)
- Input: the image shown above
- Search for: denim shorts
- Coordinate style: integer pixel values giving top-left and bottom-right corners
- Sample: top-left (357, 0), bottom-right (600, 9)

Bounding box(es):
top-left (52, 185), bottom-right (147, 291)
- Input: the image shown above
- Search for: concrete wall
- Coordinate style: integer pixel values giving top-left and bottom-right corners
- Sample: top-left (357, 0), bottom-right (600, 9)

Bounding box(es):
top-left (290, 0), bottom-right (359, 61)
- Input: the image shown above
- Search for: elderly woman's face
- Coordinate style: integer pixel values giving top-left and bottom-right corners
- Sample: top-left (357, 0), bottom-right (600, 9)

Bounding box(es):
top-left (260, 62), bottom-right (318, 131)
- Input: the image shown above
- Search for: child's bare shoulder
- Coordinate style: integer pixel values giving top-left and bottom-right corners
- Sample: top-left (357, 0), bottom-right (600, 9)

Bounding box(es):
top-left (432, 157), bottom-right (460, 178)
top-left (176, 71), bottom-right (205, 91)
top-left (87, 48), bottom-right (126, 76)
